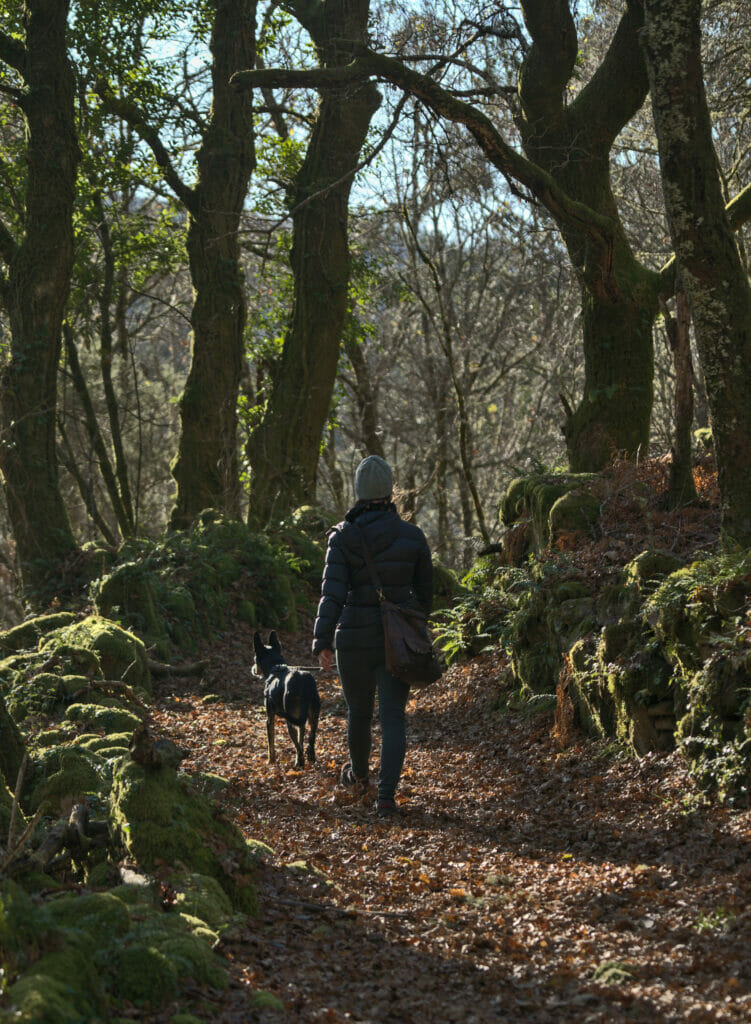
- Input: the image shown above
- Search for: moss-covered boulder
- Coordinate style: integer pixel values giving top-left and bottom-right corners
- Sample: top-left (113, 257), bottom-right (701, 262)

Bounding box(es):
top-left (94, 560), bottom-right (165, 640)
top-left (501, 473), bottom-right (598, 552)
top-left (109, 755), bottom-right (270, 914)
top-left (432, 561), bottom-right (466, 611)
top-left (74, 732), bottom-right (133, 753)
top-left (4, 672), bottom-right (66, 724)
top-left (0, 878), bottom-right (228, 1022)
top-left (64, 701), bottom-right (142, 734)
top-left (645, 553), bottom-right (751, 675)
top-left (0, 613), bottom-right (77, 655)
top-left (624, 549), bottom-right (685, 595)
top-left (29, 745), bottom-right (108, 814)
top-left (170, 872), bottom-right (235, 930)
top-left (88, 511), bottom-right (315, 653)
top-left (40, 616), bottom-right (150, 692)
top-left (569, 636), bottom-right (615, 740)
top-left (549, 489), bottom-right (601, 544)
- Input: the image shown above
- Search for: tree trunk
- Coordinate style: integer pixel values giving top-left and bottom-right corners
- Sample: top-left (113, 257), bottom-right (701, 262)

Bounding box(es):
top-left (518, 0), bottom-right (660, 470)
top-left (245, 0), bottom-right (380, 526)
top-left (642, 0), bottom-right (751, 546)
top-left (169, 0), bottom-right (256, 529)
top-left (0, 0), bottom-right (79, 601)
top-left (0, 691), bottom-right (25, 797)
top-left (343, 334), bottom-right (385, 459)
top-left (661, 282), bottom-right (698, 509)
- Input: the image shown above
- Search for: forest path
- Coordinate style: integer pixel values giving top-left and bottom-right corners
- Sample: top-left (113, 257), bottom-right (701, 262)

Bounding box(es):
top-left (151, 625), bottom-right (751, 1024)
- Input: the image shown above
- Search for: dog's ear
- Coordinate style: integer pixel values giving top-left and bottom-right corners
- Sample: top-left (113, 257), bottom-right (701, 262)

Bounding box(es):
top-left (269, 630), bottom-right (280, 651)
top-left (253, 632), bottom-right (263, 655)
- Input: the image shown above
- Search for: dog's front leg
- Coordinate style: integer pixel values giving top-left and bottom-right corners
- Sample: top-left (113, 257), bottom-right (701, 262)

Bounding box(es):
top-left (266, 706), bottom-right (276, 765)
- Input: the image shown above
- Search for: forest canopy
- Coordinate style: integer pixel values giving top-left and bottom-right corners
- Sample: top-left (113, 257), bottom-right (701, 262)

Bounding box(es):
top-left (0, 0), bottom-right (750, 600)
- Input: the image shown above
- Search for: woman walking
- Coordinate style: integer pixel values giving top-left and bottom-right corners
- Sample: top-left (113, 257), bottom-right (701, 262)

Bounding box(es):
top-left (312, 455), bottom-right (433, 816)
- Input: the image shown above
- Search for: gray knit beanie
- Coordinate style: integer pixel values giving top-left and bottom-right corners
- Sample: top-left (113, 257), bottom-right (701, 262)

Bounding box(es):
top-left (354, 455), bottom-right (393, 501)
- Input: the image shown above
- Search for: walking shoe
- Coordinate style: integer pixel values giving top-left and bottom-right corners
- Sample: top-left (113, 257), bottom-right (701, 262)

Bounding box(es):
top-left (339, 763), bottom-right (369, 798)
top-left (376, 797), bottom-right (398, 817)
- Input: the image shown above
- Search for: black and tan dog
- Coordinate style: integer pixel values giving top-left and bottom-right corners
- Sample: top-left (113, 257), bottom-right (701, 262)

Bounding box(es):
top-left (253, 631), bottom-right (320, 768)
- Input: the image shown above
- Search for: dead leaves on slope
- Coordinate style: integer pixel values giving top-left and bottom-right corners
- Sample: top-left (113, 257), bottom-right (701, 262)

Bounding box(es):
top-left (149, 626), bottom-right (751, 1023)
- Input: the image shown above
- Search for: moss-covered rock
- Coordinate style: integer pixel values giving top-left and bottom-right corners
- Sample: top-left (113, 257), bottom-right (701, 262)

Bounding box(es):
top-left (569, 636), bottom-right (615, 740)
top-left (109, 755), bottom-right (269, 913)
top-left (5, 672), bottom-right (65, 724)
top-left (549, 489), bottom-right (601, 543)
top-left (87, 512), bottom-right (315, 654)
top-left (0, 613), bottom-right (77, 655)
top-left (624, 549), bottom-right (685, 594)
top-left (432, 561), bottom-right (466, 611)
top-left (65, 702), bottom-right (142, 734)
top-left (501, 473), bottom-right (598, 551)
top-left (29, 745), bottom-right (107, 814)
top-left (74, 732), bottom-right (133, 753)
top-left (645, 553), bottom-right (751, 675)
top-left (170, 872), bottom-right (234, 930)
top-left (40, 616), bottom-right (150, 692)
top-left (1, 878), bottom-right (228, 1021)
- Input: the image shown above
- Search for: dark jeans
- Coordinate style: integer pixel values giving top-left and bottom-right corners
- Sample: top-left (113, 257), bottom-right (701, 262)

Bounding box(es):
top-left (336, 647), bottom-right (409, 802)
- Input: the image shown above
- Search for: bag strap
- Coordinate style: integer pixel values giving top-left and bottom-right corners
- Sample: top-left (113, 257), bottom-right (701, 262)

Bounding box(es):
top-left (349, 522), bottom-right (386, 602)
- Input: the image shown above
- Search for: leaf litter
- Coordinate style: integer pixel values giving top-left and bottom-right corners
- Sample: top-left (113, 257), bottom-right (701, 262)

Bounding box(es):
top-left (149, 623), bottom-right (751, 1023)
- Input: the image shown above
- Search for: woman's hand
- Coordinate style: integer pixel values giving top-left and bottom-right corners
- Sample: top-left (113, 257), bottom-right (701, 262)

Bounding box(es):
top-left (317, 649), bottom-right (334, 672)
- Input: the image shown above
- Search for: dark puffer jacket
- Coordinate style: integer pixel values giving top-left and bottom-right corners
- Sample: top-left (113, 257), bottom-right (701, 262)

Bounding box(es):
top-left (312, 501), bottom-right (433, 654)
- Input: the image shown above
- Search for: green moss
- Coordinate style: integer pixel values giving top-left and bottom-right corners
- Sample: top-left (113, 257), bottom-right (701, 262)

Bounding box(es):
top-left (549, 490), bottom-right (601, 541)
top-left (109, 757), bottom-right (266, 913)
top-left (252, 991), bottom-right (285, 1011)
top-left (0, 613), bottom-right (77, 655)
top-left (236, 599), bottom-right (256, 625)
top-left (8, 947), bottom-right (107, 1023)
top-left (74, 732), bottom-right (132, 752)
top-left (190, 770), bottom-right (230, 796)
top-left (41, 616), bottom-right (150, 692)
top-left (500, 473), bottom-right (598, 549)
top-left (46, 891), bottom-right (131, 945)
top-left (94, 560), bottom-right (164, 641)
top-left (29, 746), bottom-right (107, 814)
top-left (59, 674), bottom-right (95, 698)
top-left (170, 873), bottom-right (234, 930)
top-left (65, 702), bottom-right (142, 734)
top-left (569, 636), bottom-right (615, 740)
top-left (111, 943), bottom-right (179, 1006)
top-left (624, 549), bottom-right (685, 593)
top-left (646, 553), bottom-right (751, 674)
top-left (1, 876), bottom-right (229, 1020)
top-left (5, 672), bottom-right (65, 724)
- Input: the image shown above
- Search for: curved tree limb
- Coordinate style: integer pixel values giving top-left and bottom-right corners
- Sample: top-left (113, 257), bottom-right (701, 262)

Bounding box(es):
top-left (570, 0), bottom-right (649, 146)
top-left (0, 31), bottom-right (27, 75)
top-left (95, 84), bottom-right (197, 214)
top-left (232, 50), bottom-right (618, 293)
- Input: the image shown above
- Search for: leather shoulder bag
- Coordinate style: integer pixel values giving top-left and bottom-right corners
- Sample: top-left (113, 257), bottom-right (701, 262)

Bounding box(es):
top-left (351, 523), bottom-right (443, 688)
